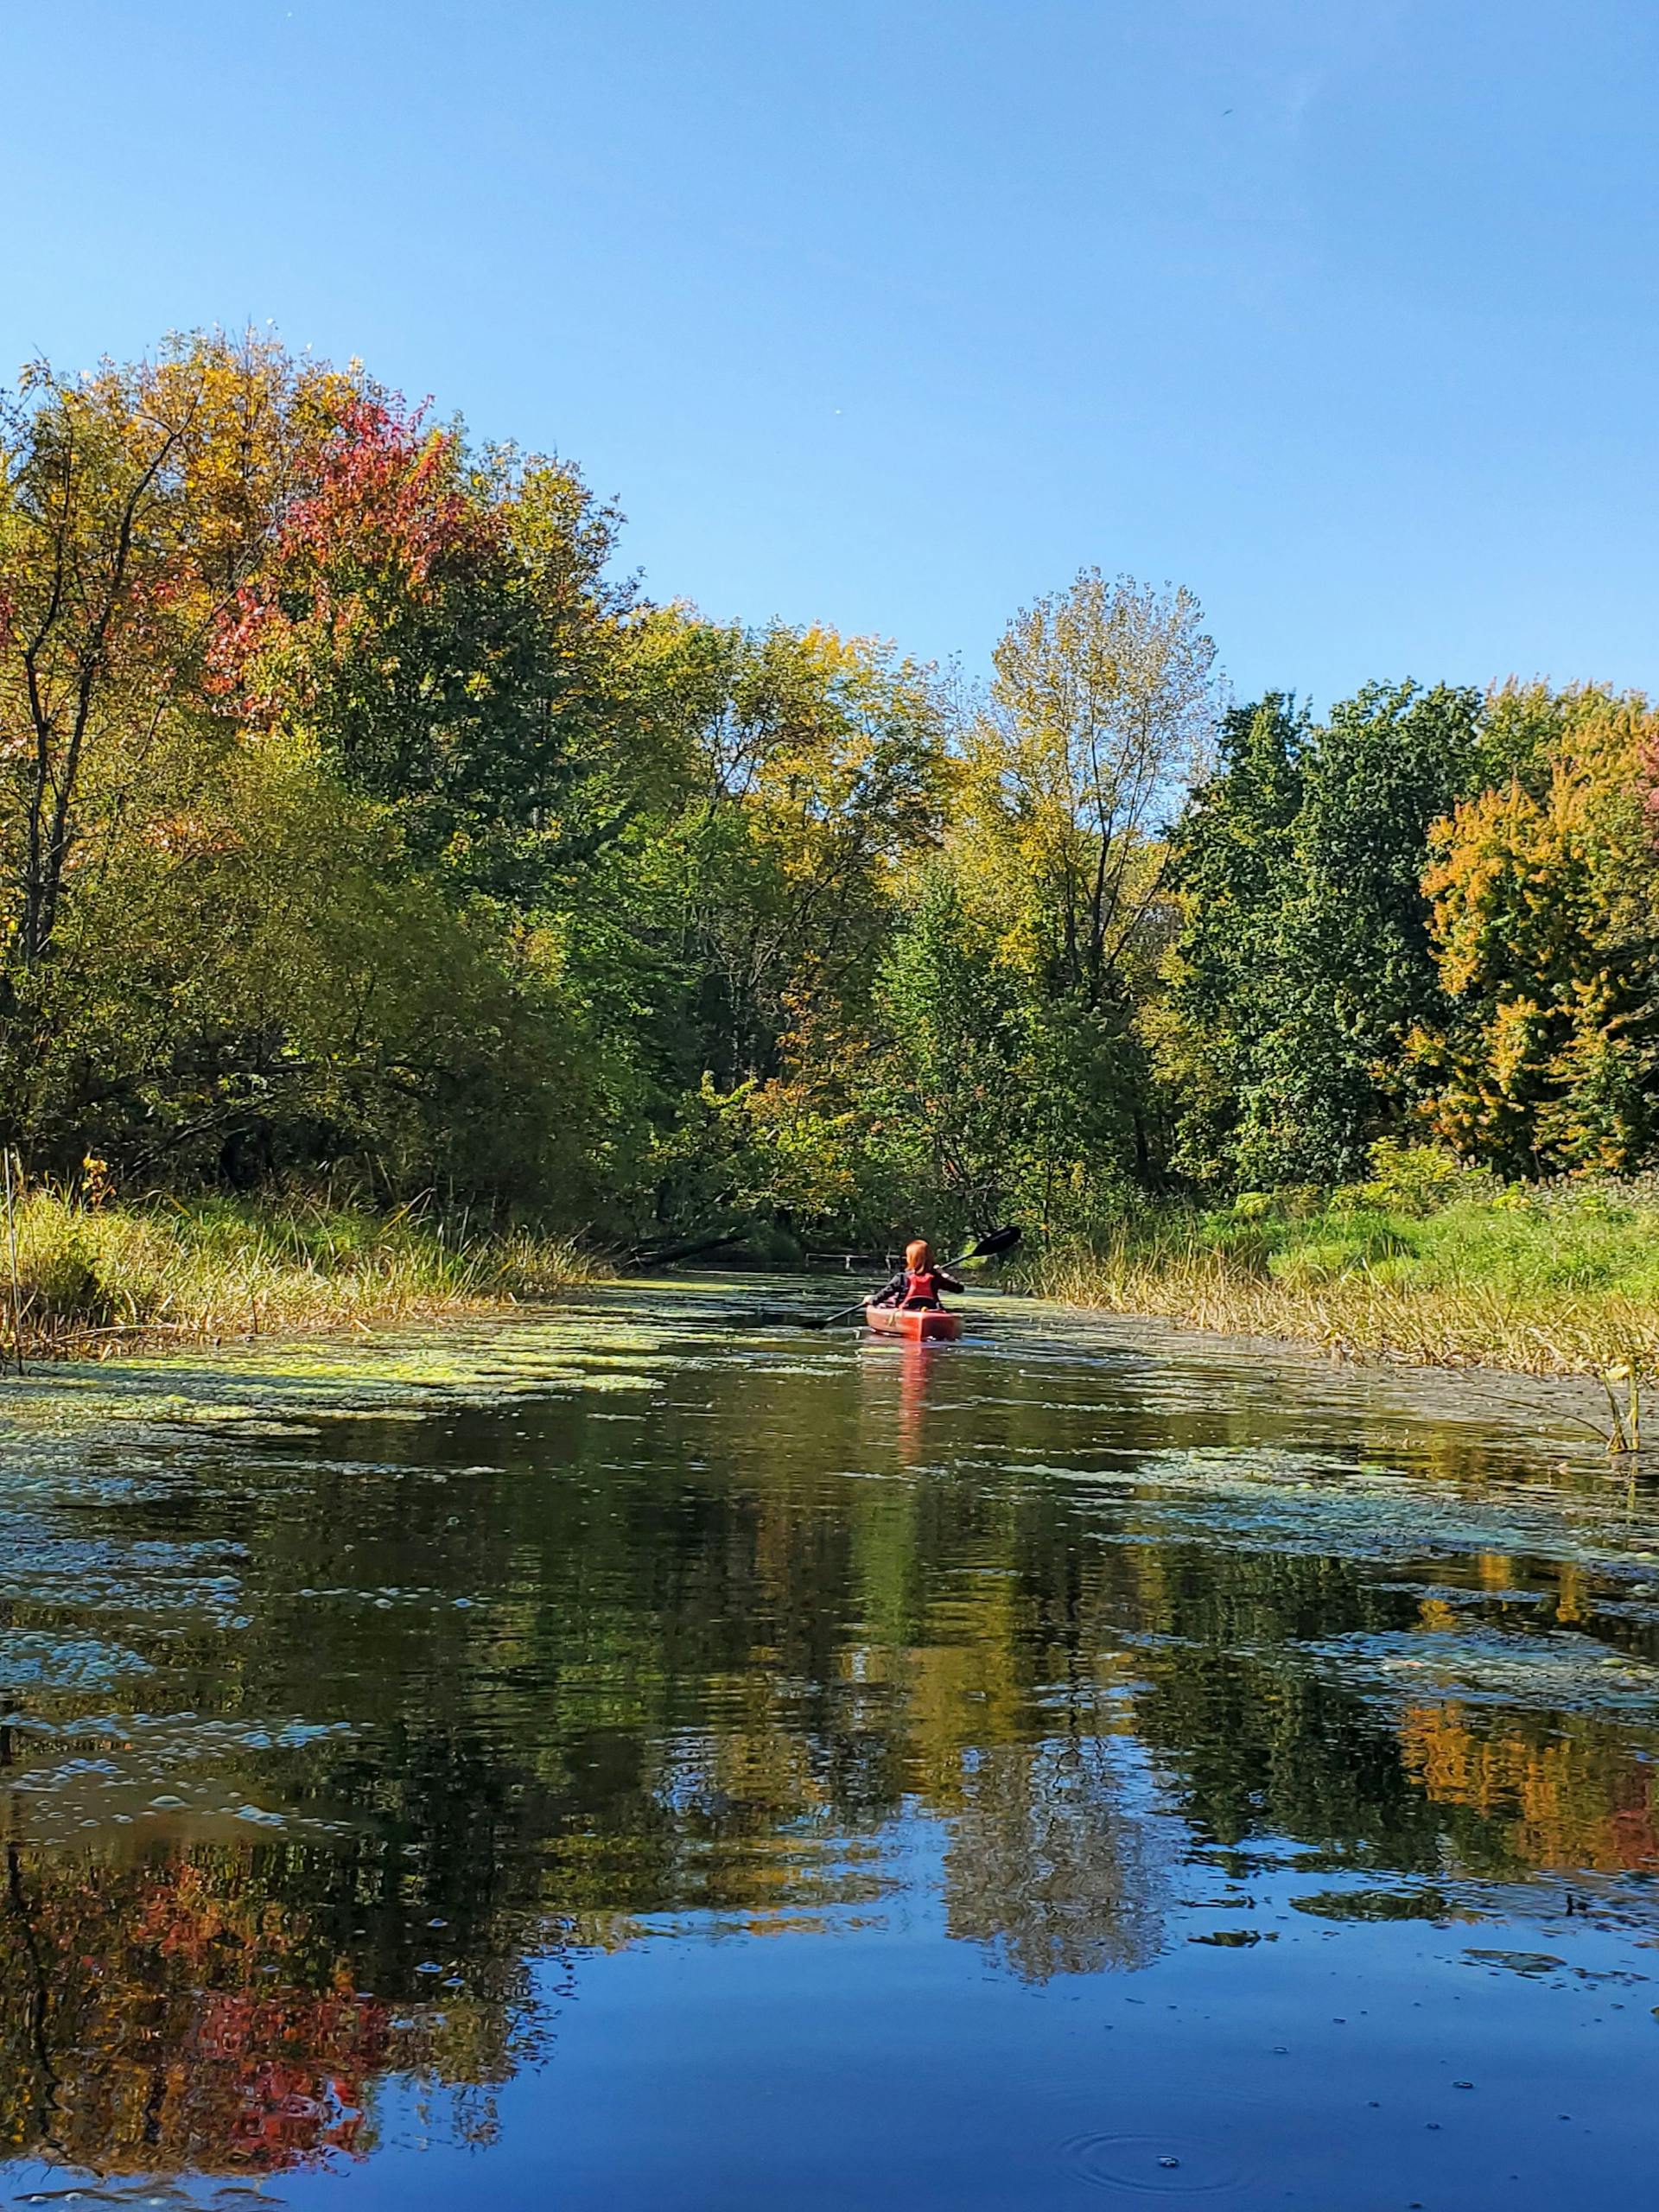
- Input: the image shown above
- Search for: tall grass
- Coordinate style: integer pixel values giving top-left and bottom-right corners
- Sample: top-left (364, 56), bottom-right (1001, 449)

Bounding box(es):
top-left (1027, 1179), bottom-right (1659, 1378)
top-left (0, 1189), bottom-right (601, 1358)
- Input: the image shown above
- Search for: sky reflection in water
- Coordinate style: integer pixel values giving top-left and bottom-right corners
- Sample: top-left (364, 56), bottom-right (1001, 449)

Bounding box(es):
top-left (1, 1285), bottom-right (1656, 2209)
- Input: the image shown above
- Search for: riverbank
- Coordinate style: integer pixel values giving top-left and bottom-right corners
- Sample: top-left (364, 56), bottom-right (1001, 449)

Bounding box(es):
top-left (0, 1190), bottom-right (600, 1358)
top-left (1027, 1179), bottom-right (1659, 1386)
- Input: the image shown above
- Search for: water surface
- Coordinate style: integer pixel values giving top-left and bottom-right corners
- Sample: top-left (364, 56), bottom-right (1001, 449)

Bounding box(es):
top-left (2, 1283), bottom-right (1656, 2209)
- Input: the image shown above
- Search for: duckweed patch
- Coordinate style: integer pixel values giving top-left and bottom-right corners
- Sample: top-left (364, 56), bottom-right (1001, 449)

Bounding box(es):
top-left (1305, 1625), bottom-right (1659, 1716)
top-left (0, 1630), bottom-right (152, 1694)
top-left (1121, 1445), bottom-right (1659, 1585)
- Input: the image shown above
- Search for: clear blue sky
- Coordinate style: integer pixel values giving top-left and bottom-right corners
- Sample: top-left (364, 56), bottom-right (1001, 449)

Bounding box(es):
top-left (5, 0), bottom-right (1656, 709)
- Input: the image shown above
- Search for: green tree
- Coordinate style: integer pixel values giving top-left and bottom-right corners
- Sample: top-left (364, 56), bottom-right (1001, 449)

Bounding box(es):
top-left (869, 869), bottom-right (1032, 1229)
top-left (1157, 694), bottom-right (1309, 1185)
top-left (1163, 682), bottom-right (1483, 1187)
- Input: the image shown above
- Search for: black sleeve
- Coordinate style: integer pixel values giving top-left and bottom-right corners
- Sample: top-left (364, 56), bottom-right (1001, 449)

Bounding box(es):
top-left (868, 1271), bottom-right (906, 1306)
top-left (938, 1270), bottom-right (964, 1294)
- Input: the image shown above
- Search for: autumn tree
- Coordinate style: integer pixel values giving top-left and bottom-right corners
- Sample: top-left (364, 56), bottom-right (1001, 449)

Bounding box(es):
top-left (0, 336), bottom-right (655, 1199)
top-left (961, 570), bottom-right (1217, 1007)
top-left (658, 620), bottom-right (948, 1084)
top-left (0, 334), bottom-right (351, 976)
top-left (213, 401), bottom-right (659, 902)
top-left (1419, 686), bottom-right (1659, 1174)
top-left (930, 571), bottom-right (1222, 1210)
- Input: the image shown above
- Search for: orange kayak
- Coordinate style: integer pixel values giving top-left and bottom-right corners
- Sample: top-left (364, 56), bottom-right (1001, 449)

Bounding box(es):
top-left (865, 1304), bottom-right (962, 1343)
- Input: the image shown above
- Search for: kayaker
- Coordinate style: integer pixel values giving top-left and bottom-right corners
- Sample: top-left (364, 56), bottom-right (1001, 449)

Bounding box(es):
top-left (868, 1240), bottom-right (964, 1312)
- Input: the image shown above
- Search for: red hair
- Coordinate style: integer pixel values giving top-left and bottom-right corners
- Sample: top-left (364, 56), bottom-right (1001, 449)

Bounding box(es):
top-left (905, 1238), bottom-right (931, 1270)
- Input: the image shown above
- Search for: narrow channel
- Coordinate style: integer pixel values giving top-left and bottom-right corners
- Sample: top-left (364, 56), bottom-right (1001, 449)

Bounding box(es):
top-left (2, 1285), bottom-right (1656, 2209)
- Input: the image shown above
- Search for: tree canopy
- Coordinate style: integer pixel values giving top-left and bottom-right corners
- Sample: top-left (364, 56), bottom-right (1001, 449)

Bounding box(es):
top-left (5, 331), bottom-right (1658, 1246)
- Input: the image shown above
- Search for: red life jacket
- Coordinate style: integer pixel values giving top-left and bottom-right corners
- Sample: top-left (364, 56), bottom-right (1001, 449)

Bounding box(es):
top-left (901, 1268), bottom-right (944, 1307)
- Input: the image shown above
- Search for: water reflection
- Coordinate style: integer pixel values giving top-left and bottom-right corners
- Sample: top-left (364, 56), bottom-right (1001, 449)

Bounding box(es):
top-left (0, 1287), bottom-right (1656, 2196)
top-left (945, 1733), bottom-right (1171, 1980)
top-left (0, 1840), bottom-right (549, 2176)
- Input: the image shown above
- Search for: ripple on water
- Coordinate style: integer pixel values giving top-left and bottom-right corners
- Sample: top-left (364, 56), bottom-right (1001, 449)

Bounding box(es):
top-left (1062, 2130), bottom-right (1250, 2196)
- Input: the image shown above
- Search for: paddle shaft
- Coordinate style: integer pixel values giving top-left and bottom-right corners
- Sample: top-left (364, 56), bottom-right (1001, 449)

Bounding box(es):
top-left (806, 1228), bottom-right (1018, 1330)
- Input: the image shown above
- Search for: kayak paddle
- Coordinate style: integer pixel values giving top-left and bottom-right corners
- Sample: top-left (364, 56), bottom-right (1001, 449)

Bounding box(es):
top-left (799, 1224), bottom-right (1022, 1331)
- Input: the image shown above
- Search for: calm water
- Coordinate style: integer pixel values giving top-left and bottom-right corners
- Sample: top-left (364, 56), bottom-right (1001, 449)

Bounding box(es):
top-left (2, 1282), bottom-right (1657, 2209)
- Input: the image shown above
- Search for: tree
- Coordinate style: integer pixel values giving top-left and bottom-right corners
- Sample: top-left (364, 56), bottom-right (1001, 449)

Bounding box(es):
top-left (941, 570), bottom-right (1220, 1207)
top-left (659, 621), bottom-right (948, 1085)
top-left (961, 569), bottom-right (1218, 1007)
top-left (211, 400), bottom-right (655, 904)
top-left (1157, 694), bottom-right (1309, 1185)
top-left (1419, 688), bottom-right (1659, 1174)
top-left (574, 620), bottom-right (951, 1247)
top-left (1162, 681), bottom-right (1484, 1187)
top-left (869, 869), bottom-right (1033, 1229)
top-left (0, 334), bottom-right (351, 975)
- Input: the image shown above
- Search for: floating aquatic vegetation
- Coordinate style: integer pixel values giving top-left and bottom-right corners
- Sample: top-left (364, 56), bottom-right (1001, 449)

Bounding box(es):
top-left (0, 1532), bottom-right (245, 1622)
top-left (1303, 1624), bottom-right (1659, 1716)
top-left (0, 1630), bottom-right (151, 1694)
top-left (1293, 1887), bottom-right (1484, 1923)
top-left (1465, 1948), bottom-right (1568, 1974)
top-left (0, 1295), bottom-right (690, 1443)
top-left (0, 1708), bottom-right (361, 1842)
top-left (1077, 1444), bottom-right (1659, 1588)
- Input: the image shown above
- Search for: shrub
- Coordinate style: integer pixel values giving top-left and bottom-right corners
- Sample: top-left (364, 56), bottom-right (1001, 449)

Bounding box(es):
top-left (15, 1221), bottom-right (105, 1324)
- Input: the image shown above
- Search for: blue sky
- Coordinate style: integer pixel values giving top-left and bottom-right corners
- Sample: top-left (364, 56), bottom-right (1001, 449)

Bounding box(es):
top-left (5, 0), bottom-right (1656, 709)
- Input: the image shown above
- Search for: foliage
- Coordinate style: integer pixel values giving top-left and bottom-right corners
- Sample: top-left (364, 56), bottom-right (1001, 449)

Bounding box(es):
top-left (1351, 1136), bottom-right (1480, 1217)
top-left (915, 569), bottom-right (1221, 1221)
top-left (1153, 693), bottom-right (1308, 1185)
top-left (645, 618), bottom-right (948, 1087)
top-left (960, 569), bottom-right (1217, 1007)
top-left (868, 870), bottom-right (1033, 1228)
top-left (0, 334), bottom-right (355, 974)
top-left (1162, 683), bottom-right (1486, 1187)
top-left (1029, 1172), bottom-right (1659, 1374)
top-left (213, 397), bottom-right (657, 901)
top-left (1417, 688), bottom-right (1659, 1176)
top-left (7, 329), bottom-right (1659, 1275)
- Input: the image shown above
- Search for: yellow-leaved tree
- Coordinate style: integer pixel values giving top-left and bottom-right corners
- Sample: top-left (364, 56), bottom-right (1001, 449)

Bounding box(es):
top-left (945, 569), bottom-right (1220, 1211)
top-left (1417, 686), bottom-right (1659, 1174)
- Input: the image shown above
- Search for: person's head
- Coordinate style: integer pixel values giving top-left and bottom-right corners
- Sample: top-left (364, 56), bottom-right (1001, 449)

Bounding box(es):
top-left (905, 1238), bottom-right (931, 1272)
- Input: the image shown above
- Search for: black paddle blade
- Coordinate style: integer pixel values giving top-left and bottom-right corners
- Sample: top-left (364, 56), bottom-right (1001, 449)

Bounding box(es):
top-left (967, 1224), bottom-right (1021, 1260)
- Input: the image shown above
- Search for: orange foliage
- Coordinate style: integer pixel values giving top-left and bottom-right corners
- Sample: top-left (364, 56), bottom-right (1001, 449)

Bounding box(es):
top-left (1399, 1701), bottom-right (1659, 1873)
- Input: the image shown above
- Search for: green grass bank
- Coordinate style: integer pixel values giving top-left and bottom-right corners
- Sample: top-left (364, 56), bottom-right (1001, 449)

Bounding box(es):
top-left (1027, 1150), bottom-right (1659, 1382)
top-left (0, 1190), bottom-right (600, 1358)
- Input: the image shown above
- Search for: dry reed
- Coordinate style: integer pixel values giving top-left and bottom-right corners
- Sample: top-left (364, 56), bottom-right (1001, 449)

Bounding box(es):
top-left (1032, 1230), bottom-right (1659, 1379)
top-left (0, 1188), bottom-right (603, 1360)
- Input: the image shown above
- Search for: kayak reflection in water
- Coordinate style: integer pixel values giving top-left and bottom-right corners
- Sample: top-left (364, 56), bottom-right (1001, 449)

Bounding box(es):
top-left (867, 1238), bottom-right (964, 1313)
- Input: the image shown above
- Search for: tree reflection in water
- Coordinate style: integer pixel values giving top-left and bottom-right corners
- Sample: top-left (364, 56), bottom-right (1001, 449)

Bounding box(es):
top-left (0, 1840), bottom-right (550, 2177)
top-left (945, 1735), bottom-right (1171, 1980)
top-left (2, 1300), bottom-right (1657, 2185)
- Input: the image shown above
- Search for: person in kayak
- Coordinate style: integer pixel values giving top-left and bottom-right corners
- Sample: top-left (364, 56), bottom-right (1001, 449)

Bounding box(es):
top-left (868, 1240), bottom-right (964, 1312)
